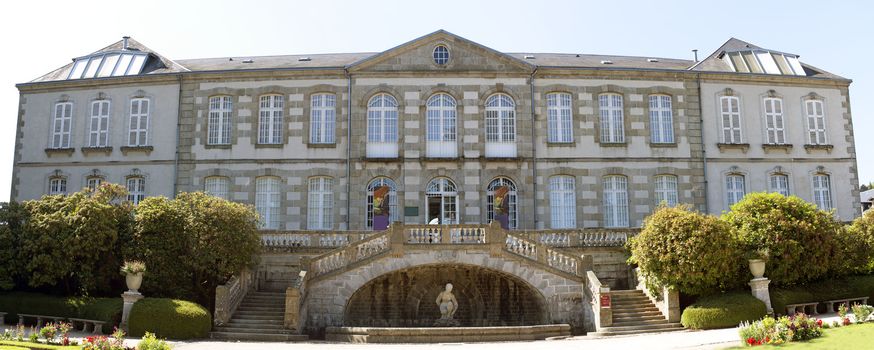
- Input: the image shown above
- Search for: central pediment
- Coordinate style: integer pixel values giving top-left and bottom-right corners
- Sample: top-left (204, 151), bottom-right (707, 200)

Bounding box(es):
top-left (348, 30), bottom-right (534, 74)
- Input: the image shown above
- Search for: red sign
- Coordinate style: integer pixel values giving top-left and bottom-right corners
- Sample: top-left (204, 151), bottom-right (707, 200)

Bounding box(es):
top-left (600, 294), bottom-right (611, 308)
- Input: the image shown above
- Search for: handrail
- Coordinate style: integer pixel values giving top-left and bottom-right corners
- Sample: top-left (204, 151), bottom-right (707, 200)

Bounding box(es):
top-left (505, 233), bottom-right (581, 277)
top-left (406, 224), bottom-right (487, 244)
top-left (587, 270), bottom-right (612, 329)
top-left (261, 231), bottom-right (373, 250)
top-left (214, 268), bottom-right (255, 326)
top-left (309, 230), bottom-right (391, 277)
top-left (516, 229), bottom-right (636, 247)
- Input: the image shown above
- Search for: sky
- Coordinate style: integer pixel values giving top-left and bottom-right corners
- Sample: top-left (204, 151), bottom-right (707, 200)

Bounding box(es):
top-left (0, 0), bottom-right (872, 201)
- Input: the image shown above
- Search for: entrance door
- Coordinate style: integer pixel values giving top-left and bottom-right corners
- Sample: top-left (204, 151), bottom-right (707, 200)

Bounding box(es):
top-left (425, 178), bottom-right (458, 224)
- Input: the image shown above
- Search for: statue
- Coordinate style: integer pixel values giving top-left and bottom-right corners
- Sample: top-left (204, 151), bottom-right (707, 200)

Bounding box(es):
top-left (433, 283), bottom-right (460, 327)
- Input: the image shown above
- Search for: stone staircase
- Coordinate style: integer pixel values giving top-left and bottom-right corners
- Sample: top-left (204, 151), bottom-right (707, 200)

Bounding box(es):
top-left (211, 291), bottom-right (309, 342)
top-left (589, 290), bottom-right (683, 336)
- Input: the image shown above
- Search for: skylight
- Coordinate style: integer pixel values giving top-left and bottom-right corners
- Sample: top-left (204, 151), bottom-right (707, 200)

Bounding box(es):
top-left (722, 50), bottom-right (805, 76)
top-left (67, 51), bottom-right (150, 80)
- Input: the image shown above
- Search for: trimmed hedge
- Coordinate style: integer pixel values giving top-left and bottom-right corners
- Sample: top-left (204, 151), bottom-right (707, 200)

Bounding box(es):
top-left (771, 274), bottom-right (874, 314)
top-left (680, 291), bottom-right (767, 329)
top-left (128, 298), bottom-right (211, 340)
top-left (0, 293), bottom-right (121, 332)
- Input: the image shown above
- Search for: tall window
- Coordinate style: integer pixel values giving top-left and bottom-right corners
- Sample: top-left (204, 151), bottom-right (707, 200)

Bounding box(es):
top-left (484, 94), bottom-right (516, 157)
top-left (649, 95), bottom-right (674, 143)
top-left (129, 98), bottom-right (150, 146)
top-left (89, 100), bottom-right (110, 147)
top-left (725, 174), bottom-right (745, 207)
top-left (487, 177), bottom-right (518, 229)
top-left (366, 93), bottom-right (398, 158)
top-left (599, 93), bottom-right (625, 143)
top-left (127, 177), bottom-right (145, 205)
top-left (426, 93), bottom-right (457, 157)
top-left (654, 175), bottom-right (679, 206)
top-left (208, 96), bottom-right (232, 145)
top-left (812, 174), bottom-right (833, 210)
top-left (549, 176), bottom-right (576, 229)
top-left (366, 177), bottom-right (399, 230)
top-left (310, 93), bottom-right (335, 144)
top-left (764, 97), bottom-right (785, 144)
top-left (204, 176), bottom-right (230, 200)
top-left (547, 92), bottom-right (573, 143)
top-left (49, 177), bottom-right (67, 195)
top-left (720, 96), bottom-right (742, 143)
top-left (603, 175), bottom-right (629, 227)
top-left (308, 177), bottom-right (334, 230)
top-left (425, 178), bottom-right (458, 225)
top-left (86, 176), bottom-right (103, 191)
top-left (256, 177), bottom-right (281, 230)
top-left (805, 100), bottom-right (827, 145)
top-left (258, 95), bottom-right (284, 144)
top-left (51, 102), bottom-right (73, 149)
top-left (769, 174), bottom-right (790, 196)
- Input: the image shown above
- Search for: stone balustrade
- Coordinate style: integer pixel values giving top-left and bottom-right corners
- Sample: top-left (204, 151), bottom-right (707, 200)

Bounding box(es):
top-left (405, 224), bottom-right (487, 244)
top-left (587, 270), bottom-right (612, 328)
top-left (261, 231), bottom-right (373, 250)
top-left (214, 268), bottom-right (255, 326)
top-left (517, 229), bottom-right (636, 247)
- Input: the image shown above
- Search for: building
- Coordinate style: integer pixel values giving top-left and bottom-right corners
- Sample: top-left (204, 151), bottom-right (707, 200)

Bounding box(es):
top-left (11, 31), bottom-right (860, 337)
top-left (862, 189), bottom-right (874, 212)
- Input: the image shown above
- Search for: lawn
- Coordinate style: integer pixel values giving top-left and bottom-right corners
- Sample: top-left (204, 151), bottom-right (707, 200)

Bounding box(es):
top-left (0, 341), bottom-right (81, 350)
top-left (727, 323), bottom-right (874, 349)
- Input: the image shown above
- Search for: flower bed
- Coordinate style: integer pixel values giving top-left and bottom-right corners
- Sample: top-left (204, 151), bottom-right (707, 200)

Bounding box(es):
top-left (738, 305), bottom-right (874, 347)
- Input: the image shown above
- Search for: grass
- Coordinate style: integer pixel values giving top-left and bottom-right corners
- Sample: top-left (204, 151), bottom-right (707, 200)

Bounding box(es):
top-left (726, 323), bottom-right (874, 349)
top-left (0, 341), bottom-right (80, 350)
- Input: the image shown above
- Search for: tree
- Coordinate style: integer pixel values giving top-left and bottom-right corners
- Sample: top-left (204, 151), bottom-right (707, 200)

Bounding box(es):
top-left (130, 192), bottom-right (261, 309)
top-left (0, 201), bottom-right (28, 290)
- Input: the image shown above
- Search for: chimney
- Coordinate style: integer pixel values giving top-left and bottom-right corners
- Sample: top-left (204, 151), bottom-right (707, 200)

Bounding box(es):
top-left (122, 36), bottom-right (130, 50)
top-left (692, 49), bottom-right (699, 62)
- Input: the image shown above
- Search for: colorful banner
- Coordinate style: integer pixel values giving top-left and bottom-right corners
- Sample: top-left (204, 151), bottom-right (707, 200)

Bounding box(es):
top-left (372, 185), bottom-right (391, 230)
top-left (493, 186), bottom-right (510, 229)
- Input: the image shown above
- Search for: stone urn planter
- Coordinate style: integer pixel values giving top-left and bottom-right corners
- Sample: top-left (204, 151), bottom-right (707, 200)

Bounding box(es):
top-left (748, 259), bottom-right (766, 279)
top-left (126, 273), bottom-right (143, 293)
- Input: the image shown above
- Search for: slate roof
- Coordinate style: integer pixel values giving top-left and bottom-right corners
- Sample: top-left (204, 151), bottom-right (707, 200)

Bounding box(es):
top-left (689, 37), bottom-right (846, 80)
top-left (861, 189), bottom-right (874, 203)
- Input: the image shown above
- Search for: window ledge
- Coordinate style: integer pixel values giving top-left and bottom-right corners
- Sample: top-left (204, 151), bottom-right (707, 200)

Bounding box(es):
top-left (804, 144), bottom-right (834, 154)
top-left (546, 142), bottom-right (576, 147)
top-left (762, 144), bottom-right (793, 154)
top-left (255, 143), bottom-right (284, 149)
top-left (81, 146), bottom-right (113, 155)
top-left (423, 157), bottom-right (461, 161)
top-left (716, 143), bottom-right (750, 153)
top-left (44, 148), bottom-right (74, 156)
top-left (482, 156), bottom-right (520, 161)
top-left (205, 144), bottom-right (232, 150)
top-left (650, 143), bottom-right (678, 148)
top-left (120, 146), bottom-right (154, 155)
top-left (307, 143), bottom-right (337, 149)
top-left (599, 142), bottom-right (627, 148)
top-left (363, 157), bottom-right (401, 162)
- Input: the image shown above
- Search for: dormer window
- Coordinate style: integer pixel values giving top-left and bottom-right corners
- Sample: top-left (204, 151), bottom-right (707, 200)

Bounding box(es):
top-left (68, 51), bottom-right (149, 80)
top-left (721, 50), bottom-right (805, 76)
top-left (433, 45), bottom-right (450, 65)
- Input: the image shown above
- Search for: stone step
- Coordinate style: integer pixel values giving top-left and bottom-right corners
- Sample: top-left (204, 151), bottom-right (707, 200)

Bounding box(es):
top-left (210, 331), bottom-right (308, 342)
top-left (613, 312), bottom-right (664, 319)
top-left (249, 292), bottom-right (285, 297)
top-left (611, 305), bottom-right (660, 312)
top-left (612, 319), bottom-right (673, 327)
top-left (233, 311), bottom-right (285, 318)
top-left (245, 295), bottom-right (285, 300)
top-left (224, 318), bottom-right (284, 326)
top-left (611, 296), bottom-right (651, 303)
top-left (588, 326), bottom-right (684, 337)
top-left (213, 326), bottom-right (296, 334)
top-left (229, 314), bottom-right (285, 321)
top-left (611, 302), bottom-right (654, 308)
top-left (220, 322), bottom-right (287, 330)
top-left (236, 306), bottom-right (284, 312)
top-left (613, 314), bottom-right (667, 323)
top-left (610, 290), bottom-right (646, 295)
top-left (597, 322), bottom-right (683, 333)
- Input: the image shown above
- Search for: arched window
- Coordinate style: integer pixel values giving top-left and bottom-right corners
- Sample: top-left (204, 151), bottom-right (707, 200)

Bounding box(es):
top-left (208, 96), bottom-right (233, 145)
top-left (129, 98), bottom-right (150, 146)
top-left (484, 94), bottom-right (516, 157)
top-left (256, 177), bottom-right (281, 229)
top-left (649, 95), bottom-right (674, 144)
top-left (487, 177), bottom-right (518, 229)
top-left (366, 177), bottom-right (399, 230)
top-left (258, 94), bottom-right (284, 144)
top-left (654, 175), bottom-right (679, 206)
top-left (599, 93), bottom-right (624, 143)
top-left (51, 102), bottom-right (73, 149)
top-left (426, 93), bottom-right (457, 158)
top-left (720, 96), bottom-right (742, 143)
top-left (308, 177), bottom-right (334, 230)
top-left (204, 176), bottom-right (230, 200)
top-left (603, 175), bottom-right (629, 227)
top-left (549, 176), bottom-right (576, 229)
top-left (547, 92), bottom-right (573, 143)
top-left (764, 97), bottom-right (785, 144)
top-left (805, 99), bottom-right (827, 145)
top-left (310, 93), bottom-right (336, 144)
top-left (366, 93), bottom-right (398, 158)
top-left (126, 177), bottom-right (146, 205)
top-left (89, 100), bottom-right (110, 147)
top-left (812, 174), bottom-right (832, 210)
top-left (725, 174), bottom-right (746, 207)
top-left (769, 173), bottom-right (790, 196)
top-left (425, 178), bottom-right (458, 225)
top-left (48, 177), bottom-right (67, 195)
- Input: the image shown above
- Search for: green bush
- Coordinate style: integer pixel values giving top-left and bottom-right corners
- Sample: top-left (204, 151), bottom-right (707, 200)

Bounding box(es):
top-left (723, 192), bottom-right (842, 286)
top-left (845, 210), bottom-right (874, 274)
top-left (128, 298), bottom-right (211, 340)
top-left (680, 291), bottom-right (767, 329)
top-left (770, 274), bottom-right (874, 314)
top-left (628, 205), bottom-right (743, 295)
top-left (0, 293), bottom-right (121, 332)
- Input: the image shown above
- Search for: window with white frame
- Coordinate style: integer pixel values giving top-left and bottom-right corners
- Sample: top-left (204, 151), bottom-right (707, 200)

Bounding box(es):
top-left (654, 175), bottom-right (679, 206)
top-left (547, 92), bottom-right (573, 143)
top-left (769, 174), bottom-right (790, 196)
top-left (366, 93), bottom-right (398, 158)
top-left (484, 94), bottom-right (516, 157)
top-left (88, 100), bottom-right (110, 147)
top-left (487, 177), bottom-right (518, 229)
top-left (426, 93), bottom-right (457, 157)
top-left (549, 176), bottom-right (576, 229)
top-left (366, 177), bottom-right (399, 230)
top-left (649, 95), bottom-right (674, 144)
top-left (433, 45), bottom-right (450, 65)
top-left (805, 100), bottom-right (827, 145)
top-left (764, 97), bottom-right (785, 144)
top-left (255, 177), bottom-right (281, 229)
top-left (126, 177), bottom-right (145, 204)
top-left (86, 176), bottom-right (103, 191)
top-left (425, 178), bottom-right (458, 225)
top-left (51, 102), bottom-right (73, 149)
top-left (258, 95), bottom-right (284, 144)
top-left (725, 174), bottom-right (745, 207)
top-left (204, 176), bottom-right (230, 200)
top-left (599, 93), bottom-right (625, 143)
top-left (308, 177), bottom-right (334, 230)
top-left (720, 96), bottom-right (742, 143)
top-left (49, 177), bottom-right (67, 195)
top-left (129, 98), bottom-right (150, 146)
top-left (603, 175), bottom-right (629, 227)
top-left (208, 96), bottom-right (232, 145)
top-left (310, 93), bottom-right (335, 144)
top-left (812, 174), bottom-right (832, 210)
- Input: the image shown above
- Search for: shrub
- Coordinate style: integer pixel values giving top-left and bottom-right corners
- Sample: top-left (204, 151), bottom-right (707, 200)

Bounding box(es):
top-left (852, 304), bottom-right (874, 323)
top-left (628, 205), bottom-right (743, 295)
top-left (136, 332), bottom-right (171, 350)
top-left (845, 210), bottom-right (874, 273)
top-left (0, 293), bottom-right (121, 332)
top-left (128, 298), bottom-right (211, 340)
top-left (681, 291), bottom-right (767, 329)
top-left (723, 192), bottom-right (842, 286)
top-left (0, 202), bottom-right (28, 291)
top-left (770, 275), bottom-right (874, 315)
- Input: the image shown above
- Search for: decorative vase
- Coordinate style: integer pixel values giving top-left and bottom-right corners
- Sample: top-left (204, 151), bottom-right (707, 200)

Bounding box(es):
top-left (125, 273), bottom-right (143, 293)
top-left (748, 259), bottom-right (766, 279)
